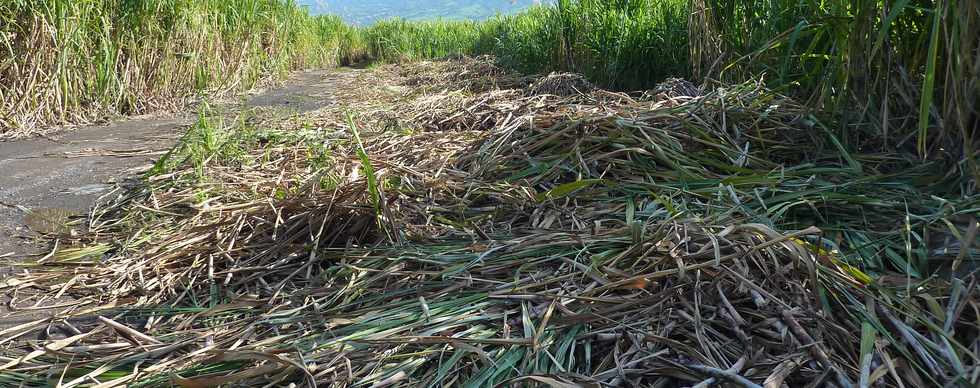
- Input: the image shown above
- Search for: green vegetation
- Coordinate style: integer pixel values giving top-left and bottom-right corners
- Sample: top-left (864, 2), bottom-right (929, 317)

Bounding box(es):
top-left (3, 58), bottom-right (976, 387)
top-left (5, 0), bottom-right (974, 167)
top-left (0, 0), bottom-right (976, 386)
top-left (355, 0), bottom-right (976, 165)
top-left (298, 0), bottom-right (544, 25)
top-left (0, 0), bottom-right (362, 135)
top-left (690, 0), bottom-right (978, 163)
top-left (360, 0), bottom-right (690, 90)
top-left (495, 0), bottom-right (689, 90)
top-left (362, 18), bottom-right (499, 63)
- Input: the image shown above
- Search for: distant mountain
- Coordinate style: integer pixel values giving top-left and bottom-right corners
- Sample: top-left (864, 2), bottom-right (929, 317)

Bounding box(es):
top-left (297, 0), bottom-right (545, 24)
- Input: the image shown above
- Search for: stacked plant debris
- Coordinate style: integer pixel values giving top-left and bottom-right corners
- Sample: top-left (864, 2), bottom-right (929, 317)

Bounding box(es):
top-left (400, 56), bottom-right (530, 94)
top-left (527, 72), bottom-right (595, 97)
top-left (0, 57), bottom-right (977, 387)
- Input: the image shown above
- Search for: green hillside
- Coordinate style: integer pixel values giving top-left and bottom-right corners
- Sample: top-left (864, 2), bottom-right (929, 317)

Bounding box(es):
top-left (298, 0), bottom-right (546, 24)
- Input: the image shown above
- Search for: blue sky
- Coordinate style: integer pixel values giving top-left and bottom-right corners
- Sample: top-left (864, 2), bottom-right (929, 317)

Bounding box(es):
top-left (297, 0), bottom-right (544, 25)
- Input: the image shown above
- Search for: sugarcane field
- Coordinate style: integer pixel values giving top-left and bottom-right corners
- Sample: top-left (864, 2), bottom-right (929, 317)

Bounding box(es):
top-left (0, 1), bottom-right (977, 387)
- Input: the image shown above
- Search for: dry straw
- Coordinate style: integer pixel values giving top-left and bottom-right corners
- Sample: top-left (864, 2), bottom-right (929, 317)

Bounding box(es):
top-left (0, 57), bottom-right (976, 387)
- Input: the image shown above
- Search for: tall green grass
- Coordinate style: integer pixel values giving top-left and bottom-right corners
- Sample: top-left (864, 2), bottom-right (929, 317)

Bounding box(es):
top-left (495, 0), bottom-right (689, 90)
top-left (0, 0), bottom-right (363, 135)
top-left (4, 0), bottom-right (974, 169)
top-left (691, 0), bottom-right (978, 163)
top-left (362, 18), bottom-right (501, 63)
top-left (359, 0), bottom-right (690, 90)
top-left (354, 0), bottom-right (975, 167)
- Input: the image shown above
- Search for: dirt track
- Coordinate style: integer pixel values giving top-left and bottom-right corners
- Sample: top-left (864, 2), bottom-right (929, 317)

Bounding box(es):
top-left (0, 69), bottom-right (344, 258)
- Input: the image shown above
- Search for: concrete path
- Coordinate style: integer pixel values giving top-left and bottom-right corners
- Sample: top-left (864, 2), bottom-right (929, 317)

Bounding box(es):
top-left (0, 69), bottom-right (342, 258)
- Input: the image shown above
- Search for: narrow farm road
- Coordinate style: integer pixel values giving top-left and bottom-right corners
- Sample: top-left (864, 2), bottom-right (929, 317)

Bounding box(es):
top-left (0, 69), bottom-right (347, 258)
